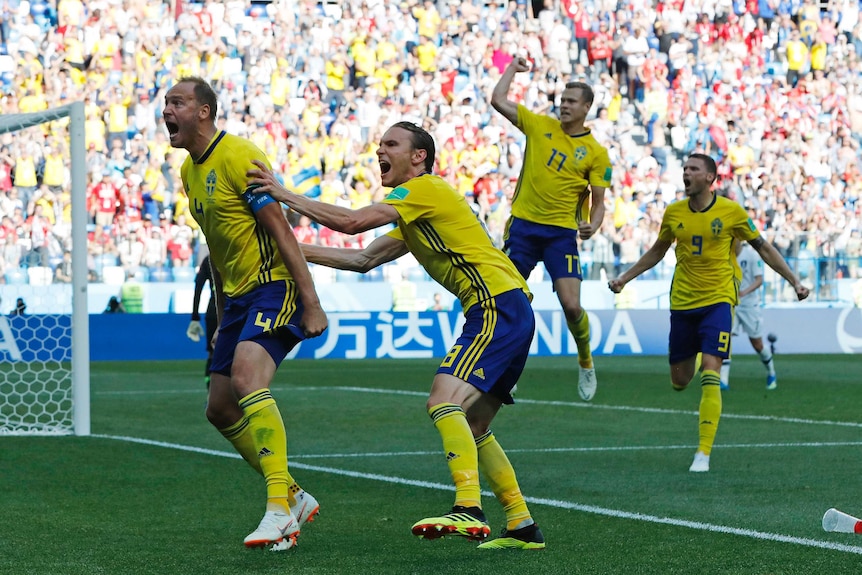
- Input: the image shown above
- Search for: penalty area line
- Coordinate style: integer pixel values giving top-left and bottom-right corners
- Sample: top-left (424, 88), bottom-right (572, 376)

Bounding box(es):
top-left (94, 433), bottom-right (862, 555)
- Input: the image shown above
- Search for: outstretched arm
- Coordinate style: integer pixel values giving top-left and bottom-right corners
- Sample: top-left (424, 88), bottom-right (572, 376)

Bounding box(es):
top-left (302, 234), bottom-right (409, 273)
top-left (608, 238), bottom-right (673, 293)
top-left (748, 236), bottom-right (809, 301)
top-left (490, 56), bottom-right (531, 126)
top-left (247, 160), bottom-right (399, 234)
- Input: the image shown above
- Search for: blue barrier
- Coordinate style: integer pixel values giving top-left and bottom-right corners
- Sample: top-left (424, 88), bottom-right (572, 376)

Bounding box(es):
top-left (1, 308), bottom-right (859, 363)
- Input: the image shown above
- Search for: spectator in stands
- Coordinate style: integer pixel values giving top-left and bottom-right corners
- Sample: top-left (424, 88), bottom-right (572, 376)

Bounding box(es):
top-left (168, 214), bottom-right (194, 268)
top-left (140, 217), bottom-right (167, 272)
top-left (2, 227), bottom-right (23, 272)
top-left (88, 170), bottom-right (120, 230)
top-left (293, 215), bottom-right (318, 246)
top-left (54, 250), bottom-right (73, 283)
top-left (427, 292), bottom-right (447, 311)
top-left (0, 0), bottom-right (857, 305)
top-left (117, 229), bottom-right (145, 275)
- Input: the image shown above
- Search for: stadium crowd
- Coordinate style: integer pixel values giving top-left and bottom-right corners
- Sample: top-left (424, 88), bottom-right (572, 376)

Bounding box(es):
top-left (0, 0), bottom-right (860, 301)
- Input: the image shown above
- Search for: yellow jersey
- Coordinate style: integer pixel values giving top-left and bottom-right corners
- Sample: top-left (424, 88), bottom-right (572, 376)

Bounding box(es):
top-left (181, 131), bottom-right (294, 297)
top-left (514, 104), bottom-right (612, 229)
top-left (658, 195), bottom-right (760, 310)
top-left (383, 174), bottom-right (530, 313)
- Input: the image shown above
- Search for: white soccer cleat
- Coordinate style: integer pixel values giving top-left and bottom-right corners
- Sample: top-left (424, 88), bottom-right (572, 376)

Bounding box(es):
top-left (822, 508), bottom-right (862, 533)
top-left (244, 510), bottom-right (300, 550)
top-left (689, 451), bottom-right (710, 473)
top-left (269, 538), bottom-right (296, 552)
top-left (578, 367), bottom-right (597, 402)
top-left (291, 490), bottom-right (320, 527)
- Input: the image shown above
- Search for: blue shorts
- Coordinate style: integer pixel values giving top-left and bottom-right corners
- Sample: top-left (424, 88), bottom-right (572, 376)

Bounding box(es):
top-left (668, 302), bottom-right (733, 364)
top-left (503, 217), bottom-right (583, 281)
top-left (436, 289), bottom-right (535, 404)
top-left (210, 280), bottom-right (306, 376)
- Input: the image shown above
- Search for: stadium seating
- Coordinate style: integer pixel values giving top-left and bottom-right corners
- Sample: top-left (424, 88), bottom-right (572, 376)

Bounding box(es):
top-left (101, 266), bottom-right (127, 286)
top-left (148, 267), bottom-right (173, 283)
top-left (171, 267), bottom-right (196, 284)
top-left (4, 269), bottom-right (27, 285)
top-left (26, 266), bottom-right (53, 286)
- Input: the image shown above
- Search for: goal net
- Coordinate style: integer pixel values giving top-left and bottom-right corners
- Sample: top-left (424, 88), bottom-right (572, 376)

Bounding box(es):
top-left (0, 102), bottom-right (90, 435)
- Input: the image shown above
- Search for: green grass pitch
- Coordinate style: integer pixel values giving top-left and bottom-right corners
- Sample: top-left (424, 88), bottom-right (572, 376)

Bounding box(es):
top-left (1, 355), bottom-right (860, 574)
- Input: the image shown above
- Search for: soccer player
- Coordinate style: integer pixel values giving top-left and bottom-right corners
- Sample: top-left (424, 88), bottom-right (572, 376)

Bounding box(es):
top-left (491, 56), bottom-right (612, 402)
top-left (247, 121), bottom-right (545, 550)
top-left (163, 76), bottom-right (328, 551)
top-left (186, 254), bottom-right (217, 389)
top-left (608, 154), bottom-right (809, 473)
top-left (719, 240), bottom-right (778, 391)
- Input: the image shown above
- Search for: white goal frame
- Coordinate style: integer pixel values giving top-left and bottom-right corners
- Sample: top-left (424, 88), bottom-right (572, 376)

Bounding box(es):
top-left (0, 102), bottom-right (90, 435)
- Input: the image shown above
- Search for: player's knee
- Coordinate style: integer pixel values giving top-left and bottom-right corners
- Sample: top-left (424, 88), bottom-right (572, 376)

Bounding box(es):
top-left (562, 303), bottom-right (585, 323)
top-left (205, 403), bottom-right (231, 428)
top-left (468, 419), bottom-right (491, 438)
top-left (671, 375), bottom-right (690, 391)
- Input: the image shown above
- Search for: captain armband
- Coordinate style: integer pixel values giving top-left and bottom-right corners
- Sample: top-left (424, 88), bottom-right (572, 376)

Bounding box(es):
top-left (242, 184), bottom-right (277, 213)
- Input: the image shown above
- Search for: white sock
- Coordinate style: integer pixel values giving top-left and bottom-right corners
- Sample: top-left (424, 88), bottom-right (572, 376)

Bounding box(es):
top-left (759, 348), bottom-right (775, 376)
top-left (720, 359), bottom-right (731, 386)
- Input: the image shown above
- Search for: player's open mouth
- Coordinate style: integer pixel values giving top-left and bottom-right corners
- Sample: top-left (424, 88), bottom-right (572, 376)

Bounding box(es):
top-left (379, 161), bottom-right (391, 175)
top-left (165, 121), bottom-right (179, 139)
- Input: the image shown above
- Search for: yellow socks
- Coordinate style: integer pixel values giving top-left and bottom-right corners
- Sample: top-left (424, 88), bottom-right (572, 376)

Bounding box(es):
top-left (568, 311), bottom-right (593, 368)
top-left (697, 371), bottom-right (722, 456)
top-left (429, 403), bottom-right (481, 509)
top-left (476, 430), bottom-right (532, 531)
top-left (220, 393), bottom-right (304, 509)
top-left (219, 415), bottom-right (263, 474)
top-left (238, 389), bottom-right (290, 512)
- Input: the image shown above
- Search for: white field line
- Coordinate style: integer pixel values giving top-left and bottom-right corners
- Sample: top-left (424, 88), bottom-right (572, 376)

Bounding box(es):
top-left (94, 433), bottom-right (862, 555)
top-left (96, 385), bottom-right (862, 429)
top-left (277, 441), bottom-right (862, 460)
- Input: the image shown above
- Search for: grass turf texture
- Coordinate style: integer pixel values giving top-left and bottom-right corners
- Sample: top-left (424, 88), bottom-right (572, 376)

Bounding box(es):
top-left (1, 355), bottom-right (860, 574)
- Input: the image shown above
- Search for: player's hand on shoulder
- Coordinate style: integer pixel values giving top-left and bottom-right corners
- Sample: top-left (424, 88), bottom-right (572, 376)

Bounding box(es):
top-left (301, 304), bottom-right (328, 339)
top-left (247, 159), bottom-right (290, 203)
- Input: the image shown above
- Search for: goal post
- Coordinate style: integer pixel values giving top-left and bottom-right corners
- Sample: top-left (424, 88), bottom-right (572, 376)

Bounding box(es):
top-left (0, 101), bottom-right (90, 436)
